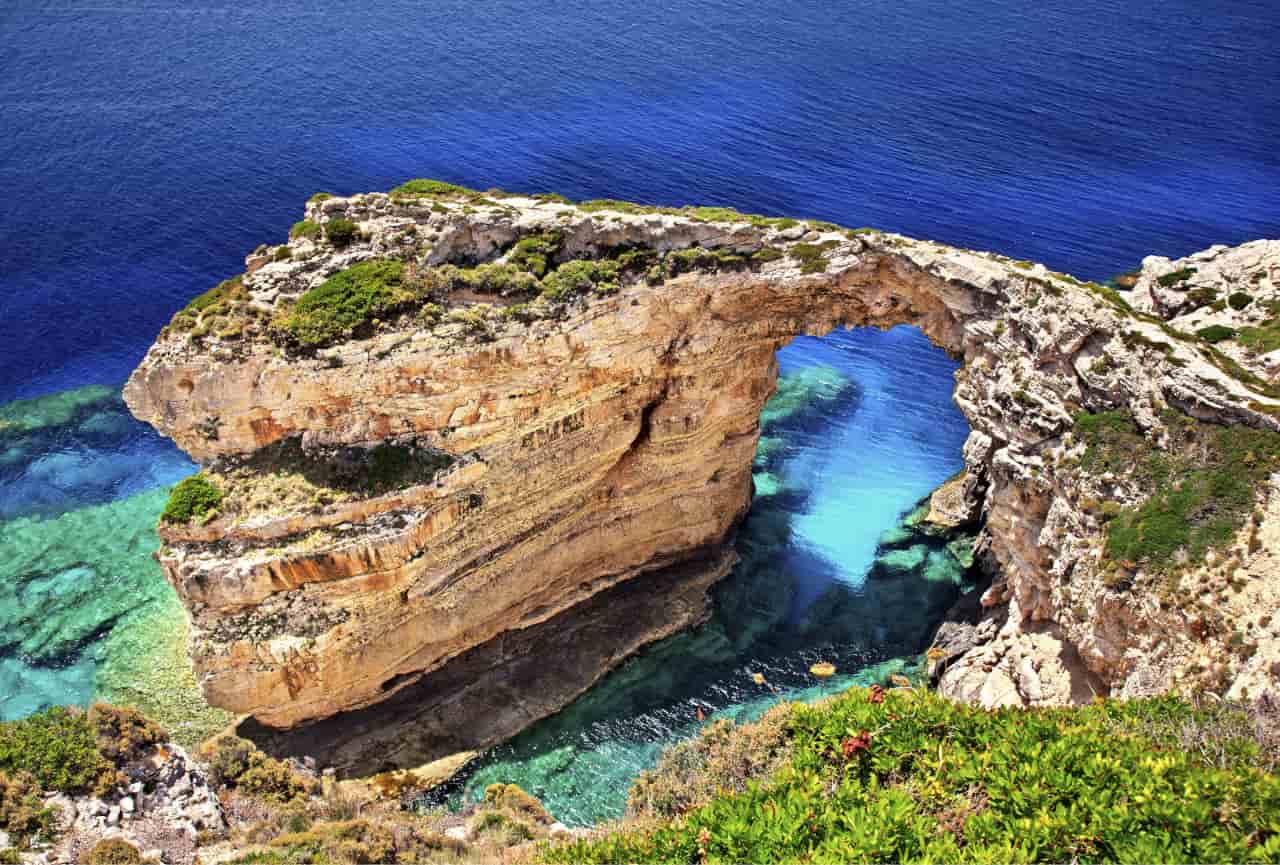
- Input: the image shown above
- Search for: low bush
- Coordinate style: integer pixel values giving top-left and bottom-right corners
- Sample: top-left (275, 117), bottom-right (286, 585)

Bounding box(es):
top-left (1076, 409), bottom-right (1280, 574)
top-left (628, 703), bottom-right (793, 819)
top-left (540, 259), bottom-right (620, 301)
top-left (0, 707), bottom-right (111, 795)
top-left (161, 473), bottom-right (224, 524)
top-left (289, 220), bottom-right (320, 240)
top-left (197, 735), bottom-right (310, 804)
top-left (484, 783), bottom-right (552, 825)
top-left (787, 240), bottom-right (839, 274)
top-left (1229, 291), bottom-right (1255, 311)
top-left (84, 838), bottom-right (143, 864)
top-left (1237, 304), bottom-right (1280, 355)
top-left (1156, 267), bottom-right (1197, 288)
top-left (1197, 324), bottom-right (1238, 343)
top-left (230, 818), bottom-right (468, 865)
top-left (389, 178), bottom-right (474, 199)
top-left (0, 770), bottom-right (57, 848)
top-left (282, 259), bottom-right (411, 348)
top-left (506, 232), bottom-right (562, 277)
top-left (323, 218), bottom-right (358, 247)
top-left (544, 689), bottom-right (1280, 864)
top-left (89, 704), bottom-right (167, 765)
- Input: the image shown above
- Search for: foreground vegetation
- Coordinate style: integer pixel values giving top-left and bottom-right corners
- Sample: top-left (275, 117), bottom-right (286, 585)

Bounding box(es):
top-left (545, 688), bottom-right (1280, 864)
top-left (4, 689), bottom-right (1278, 863)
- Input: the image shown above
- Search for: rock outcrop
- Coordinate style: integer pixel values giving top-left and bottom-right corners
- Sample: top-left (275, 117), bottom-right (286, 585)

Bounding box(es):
top-left (125, 184), bottom-right (1280, 756)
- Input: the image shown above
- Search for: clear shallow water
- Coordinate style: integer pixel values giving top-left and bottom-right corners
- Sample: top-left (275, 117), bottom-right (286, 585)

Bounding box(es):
top-left (443, 326), bottom-right (972, 825)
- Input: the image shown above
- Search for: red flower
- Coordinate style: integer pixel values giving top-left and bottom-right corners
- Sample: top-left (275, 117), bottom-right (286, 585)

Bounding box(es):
top-left (868, 684), bottom-right (886, 704)
top-left (841, 731), bottom-right (872, 757)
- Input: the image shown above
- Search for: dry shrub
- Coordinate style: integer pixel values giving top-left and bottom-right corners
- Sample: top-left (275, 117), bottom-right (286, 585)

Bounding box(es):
top-left (89, 704), bottom-right (168, 766)
top-left (84, 838), bottom-right (143, 864)
top-left (627, 702), bottom-right (795, 818)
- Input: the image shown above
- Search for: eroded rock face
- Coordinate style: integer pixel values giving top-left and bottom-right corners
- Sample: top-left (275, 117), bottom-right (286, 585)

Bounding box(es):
top-left (125, 188), bottom-right (1280, 734)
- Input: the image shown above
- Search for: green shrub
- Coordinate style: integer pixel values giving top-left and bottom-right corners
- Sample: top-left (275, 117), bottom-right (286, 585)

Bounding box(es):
top-left (307, 192), bottom-right (332, 204)
top-left (324, 218), bottom-right (358, 247)
top-left (389, 178), bottom-right (474, 199)
top-left (289, 220), bottom-right (320, 240)
top-left (541, 259), bottom-right (620, 301)
top-left (532, 192), bottom-right (572, 204)
top-left (0, 707), bottom-right (110, 795)
top-left (506, 232), bottom-right (562, 277)
top-left (545, 689), bottom-right (1280, 864)
top-left (1072, 410), bottom-right (1140, 475)
top-left (1229, 291), bottom-right (1254, 311)
top-left (84, 838), bottom-right (143, 864)
top-left (787, 241), bottom-right (838, 274)
top-left (161, 473), bottom-right (224, 524)
top-left (283, 259), bottom-right (410, 348)
top-left (0, 770), bottom-right (57, 848)
top-left (1156, 267), bottom-right (1197, 288)
top-left (1197, 324), bottom-right (1238, 343)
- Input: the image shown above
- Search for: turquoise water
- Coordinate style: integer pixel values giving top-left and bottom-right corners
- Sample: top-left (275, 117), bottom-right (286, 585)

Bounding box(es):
top-left (442, 325), bottom-right (973, 825)
top-left (0, 385), bottom-right (231, 740)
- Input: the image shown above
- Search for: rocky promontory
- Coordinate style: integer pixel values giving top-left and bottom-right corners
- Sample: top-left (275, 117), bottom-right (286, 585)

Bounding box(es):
top-left (125, 180), bottom-right (1280, 768)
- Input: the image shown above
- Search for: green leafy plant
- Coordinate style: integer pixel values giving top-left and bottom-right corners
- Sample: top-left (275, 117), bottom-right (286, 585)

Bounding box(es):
top-left (1074, 409), bottom-right (1280, 574)
top-left (544, 689), bottom-right (1280, 864)
top-left (1229, 291), bottom-right (1254, 311)
top-left (161, 473), bottom-right (224, 524)
top-left (540, 259), bottom-right (621, 301)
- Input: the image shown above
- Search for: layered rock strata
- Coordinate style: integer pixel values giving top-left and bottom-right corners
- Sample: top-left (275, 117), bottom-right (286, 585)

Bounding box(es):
top-left (126, 186), bottom-right (1280, 738)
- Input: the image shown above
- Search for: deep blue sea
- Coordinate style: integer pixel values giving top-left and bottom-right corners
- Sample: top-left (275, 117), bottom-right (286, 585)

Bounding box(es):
top-left (1, 0), bottom-right (1278, 815)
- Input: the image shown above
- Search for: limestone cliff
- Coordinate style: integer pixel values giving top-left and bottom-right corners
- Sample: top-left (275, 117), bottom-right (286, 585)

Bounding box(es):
top-left (125, 183), bottom-right (1280, 758)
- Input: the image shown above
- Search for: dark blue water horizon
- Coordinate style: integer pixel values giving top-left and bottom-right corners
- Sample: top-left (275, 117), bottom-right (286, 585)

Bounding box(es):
top-left (3, 0), bottom-right (1279, 402)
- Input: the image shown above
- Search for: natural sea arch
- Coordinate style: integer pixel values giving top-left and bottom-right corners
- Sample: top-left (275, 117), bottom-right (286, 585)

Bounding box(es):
top-left (239, 324), bottom-right (976, 821)
top-left (126, 196), bottom-right (1271, 778)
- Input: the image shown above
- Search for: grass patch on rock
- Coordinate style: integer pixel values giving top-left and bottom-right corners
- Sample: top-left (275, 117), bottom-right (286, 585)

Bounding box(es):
top-left (1074, 409), bottom-right (1280, 575)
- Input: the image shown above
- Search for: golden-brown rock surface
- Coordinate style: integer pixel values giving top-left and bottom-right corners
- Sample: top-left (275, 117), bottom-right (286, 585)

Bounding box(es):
top-left (125, 187), bottom-right (1280, 739)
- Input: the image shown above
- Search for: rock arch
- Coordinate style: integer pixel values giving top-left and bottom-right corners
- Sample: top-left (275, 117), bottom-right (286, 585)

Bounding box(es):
top-left (126, 189), bottom-right (1280, 743)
